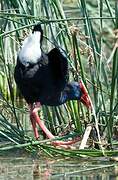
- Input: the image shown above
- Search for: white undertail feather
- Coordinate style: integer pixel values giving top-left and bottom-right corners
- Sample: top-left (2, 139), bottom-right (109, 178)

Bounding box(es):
top-left (18, 32), bottom-right (42, 66)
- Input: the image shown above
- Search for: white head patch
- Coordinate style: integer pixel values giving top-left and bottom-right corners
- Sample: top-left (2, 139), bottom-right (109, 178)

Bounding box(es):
top-left (18, 32), bottom-right (42, 66)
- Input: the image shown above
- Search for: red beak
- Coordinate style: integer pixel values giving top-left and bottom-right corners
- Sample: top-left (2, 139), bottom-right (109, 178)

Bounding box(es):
top-left (79, 80), bottom-right (92, 109)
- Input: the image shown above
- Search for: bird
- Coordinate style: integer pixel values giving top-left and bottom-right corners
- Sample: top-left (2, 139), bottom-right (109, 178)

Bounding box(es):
top-left (14, 24), bottom-right (92, 147)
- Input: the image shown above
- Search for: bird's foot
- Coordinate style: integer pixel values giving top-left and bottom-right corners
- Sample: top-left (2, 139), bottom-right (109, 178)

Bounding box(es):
top-left (51, 136), bottom-right (81, 148)
top-left (52, 142), bottom-right (69, 149)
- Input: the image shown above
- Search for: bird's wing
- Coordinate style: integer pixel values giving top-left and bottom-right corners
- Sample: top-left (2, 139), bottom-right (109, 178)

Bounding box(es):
top-left (47, 48), bottom-right (69, 90)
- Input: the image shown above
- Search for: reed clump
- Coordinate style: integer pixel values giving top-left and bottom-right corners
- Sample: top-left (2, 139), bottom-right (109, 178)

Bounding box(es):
top-left (0, 0), bottom-right (117, 156)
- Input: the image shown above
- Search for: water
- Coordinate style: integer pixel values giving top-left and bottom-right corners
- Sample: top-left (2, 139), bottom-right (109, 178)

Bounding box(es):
top-left (0, 151), bottom-right (118, 180)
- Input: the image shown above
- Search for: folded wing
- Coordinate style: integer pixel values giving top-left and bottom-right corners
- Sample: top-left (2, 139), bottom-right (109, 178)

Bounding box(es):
top-left (48, 48), bottom-right (69, 91)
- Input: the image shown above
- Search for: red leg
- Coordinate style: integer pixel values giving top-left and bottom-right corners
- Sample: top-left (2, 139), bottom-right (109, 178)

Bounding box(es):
top-left (29, 104), bottom-right (39, 139)
top-left (30, 102), bottom-right (81, 148)
top-left (30, 114), bottom-right (39, 139)
top-left (79, 80), bottom-right (92, 109)
top-left (32, 102), bottom-right (55, 139)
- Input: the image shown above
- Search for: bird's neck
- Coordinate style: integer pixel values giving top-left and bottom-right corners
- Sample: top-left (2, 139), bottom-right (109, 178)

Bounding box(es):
top-left (18, 32), bottom-right (42, 66)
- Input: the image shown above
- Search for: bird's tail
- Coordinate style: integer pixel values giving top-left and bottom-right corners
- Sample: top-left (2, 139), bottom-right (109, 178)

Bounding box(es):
top-left (79, 80), bottom-right (92, 109)
top-left (32, 23), bottom-right (43, 43)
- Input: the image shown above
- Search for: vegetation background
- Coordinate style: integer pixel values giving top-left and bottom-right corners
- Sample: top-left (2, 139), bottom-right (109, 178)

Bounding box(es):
top-left (0, 0), bottom-right (118, 156)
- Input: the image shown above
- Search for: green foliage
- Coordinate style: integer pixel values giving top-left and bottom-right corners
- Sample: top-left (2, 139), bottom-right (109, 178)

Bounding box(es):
top-left (0, 0), bottom-right (117, 154)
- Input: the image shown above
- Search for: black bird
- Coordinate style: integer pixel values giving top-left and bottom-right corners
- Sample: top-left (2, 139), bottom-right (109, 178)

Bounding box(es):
top-left (14, 24), bottom-right (92, 147)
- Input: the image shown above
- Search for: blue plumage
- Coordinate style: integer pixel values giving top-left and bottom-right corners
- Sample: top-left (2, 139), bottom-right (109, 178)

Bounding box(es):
top-left (59, 82), bottom-right (82, 105)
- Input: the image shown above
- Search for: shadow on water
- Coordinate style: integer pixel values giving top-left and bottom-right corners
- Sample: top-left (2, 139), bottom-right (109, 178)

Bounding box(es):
top-left (0, 150), bottom-right (118, 180)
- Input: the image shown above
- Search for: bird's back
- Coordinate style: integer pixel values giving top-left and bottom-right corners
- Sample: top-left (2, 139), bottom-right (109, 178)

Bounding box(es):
top-left (14, 48), bottom-right (68, 105)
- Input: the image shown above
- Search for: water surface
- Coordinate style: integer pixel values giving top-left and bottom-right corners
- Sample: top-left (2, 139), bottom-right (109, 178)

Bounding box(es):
top-left (0, 151), bottom-right (118, 180)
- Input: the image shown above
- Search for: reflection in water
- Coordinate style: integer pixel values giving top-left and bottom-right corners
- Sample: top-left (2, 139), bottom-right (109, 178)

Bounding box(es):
top-left (0, 153), bottom-right (118, 180)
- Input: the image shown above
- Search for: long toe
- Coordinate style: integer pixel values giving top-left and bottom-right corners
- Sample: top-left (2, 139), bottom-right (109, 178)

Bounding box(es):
top-left (51, 136), bottom-right (81, 148)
